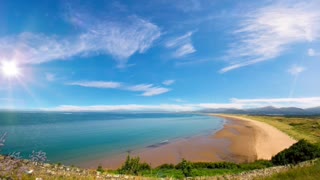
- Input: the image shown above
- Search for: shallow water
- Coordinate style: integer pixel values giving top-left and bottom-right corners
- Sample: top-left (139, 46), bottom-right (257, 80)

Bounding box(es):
top-left (0, 112), bottom-right (224, 165)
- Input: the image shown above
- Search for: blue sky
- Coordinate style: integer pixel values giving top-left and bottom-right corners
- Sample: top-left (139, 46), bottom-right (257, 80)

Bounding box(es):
top-left (1, 0), bottom-right (320, 111)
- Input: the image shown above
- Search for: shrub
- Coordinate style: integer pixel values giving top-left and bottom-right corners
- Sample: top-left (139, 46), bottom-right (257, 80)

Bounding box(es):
top-left (139, 162), bottom-right (152, 171)
top-left (97, 165), bottom-right (104, 173)
top-left (240, 160), bottom-right (273, 170)
top-left (272, 139), bottom-right (320, 165)
top-left (157, 163), bottom-right (175, 169)
top-left (192, 162), bottom-right (239, 169)
top-left (118, 155), bottom-right (151, 175)
top-left (176, 159), bottom-right (194, 177)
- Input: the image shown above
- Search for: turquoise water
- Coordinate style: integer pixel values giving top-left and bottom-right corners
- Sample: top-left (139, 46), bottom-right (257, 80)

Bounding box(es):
top-left (0, 112), bottom-right (224, 165)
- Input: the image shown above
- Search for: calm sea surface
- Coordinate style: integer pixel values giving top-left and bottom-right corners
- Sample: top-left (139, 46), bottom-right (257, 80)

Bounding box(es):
top-left (0, 112), bottom-right (224, 165)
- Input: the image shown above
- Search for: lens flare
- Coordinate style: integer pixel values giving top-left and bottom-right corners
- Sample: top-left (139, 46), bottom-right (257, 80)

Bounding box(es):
top-left (1, 61), bottom-right (20, 78)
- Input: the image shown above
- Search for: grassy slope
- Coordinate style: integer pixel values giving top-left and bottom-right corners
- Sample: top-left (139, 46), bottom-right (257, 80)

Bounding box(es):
top-left (139, 168), bottom-right (244, 179)
top-left (240, 115), bottom-right (320, 145)
top-left (260, 159), bottom-right (320, 180)
top-left (238, 115), bottom-right (320, 180)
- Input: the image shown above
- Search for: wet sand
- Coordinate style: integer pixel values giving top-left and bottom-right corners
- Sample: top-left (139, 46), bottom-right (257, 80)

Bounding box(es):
top-left (83, 114), bottom-right (287, 169)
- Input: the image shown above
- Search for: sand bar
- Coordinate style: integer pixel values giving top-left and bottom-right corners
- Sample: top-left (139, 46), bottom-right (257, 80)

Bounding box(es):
top-left (81, 114), bottom-right (297, 169)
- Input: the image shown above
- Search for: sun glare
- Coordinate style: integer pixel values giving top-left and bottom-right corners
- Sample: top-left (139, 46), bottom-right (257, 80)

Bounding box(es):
top-left (1, 61), bottom-right (20, 78)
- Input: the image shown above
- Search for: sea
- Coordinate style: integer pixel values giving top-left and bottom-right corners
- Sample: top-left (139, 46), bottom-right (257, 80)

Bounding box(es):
top-left (0, 112), bottom-right (225, 165)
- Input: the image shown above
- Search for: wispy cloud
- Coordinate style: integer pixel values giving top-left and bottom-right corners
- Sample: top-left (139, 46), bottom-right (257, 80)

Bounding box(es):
top-left (165, 32), bottom-right (196, 58)
top-left (162, 79), bottom-right (175, 86)
top-left (126, 84), bottom-right (170, 96)
top-left (288, 65), bottom-right (305, 75)
top-left (231, 97), bottom-right (320, 108)
top-left (221, 1), bottom-right (320, 73)
top-left (67, 13), bottom-right (161, 67)
top-left (0, 33), bottom-right (81, 64)
top-left (67, 81), bottom-right (170, 96)
top-left (67, 81), bottom-right (122, 89)
top-left (49, 104), bottom-right (195, 112)
top-left (0, 14), bottom-right (160, 67)
top-left (48, 97), bottom-right (320, 112)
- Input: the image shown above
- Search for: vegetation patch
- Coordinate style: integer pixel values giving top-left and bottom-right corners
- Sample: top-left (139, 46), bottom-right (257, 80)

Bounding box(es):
top-left (261, 159), bottom-right (320, 180)
top-left (272, 139), bottom-right (320, 165)
top-left (242, 115), bottom-right (320, 144)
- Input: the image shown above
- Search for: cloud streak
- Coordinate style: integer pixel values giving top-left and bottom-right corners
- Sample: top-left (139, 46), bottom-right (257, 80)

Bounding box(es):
top-left (221, 1), bottom-right (320, 73)
top-left (67, 81), bottom-right (122, 89)
top-left (231, 97), bottom-right (320, 108)
top-left (165, 32), bottom-right (196, 58)
top-left (67, 81), bottom-right (170, 96)
top-left (0, 15), bottom-right (160, 67)
top-left (162, 79), bottom-right (175, 86)
top-left (47, 97), bottom-right (320, 112)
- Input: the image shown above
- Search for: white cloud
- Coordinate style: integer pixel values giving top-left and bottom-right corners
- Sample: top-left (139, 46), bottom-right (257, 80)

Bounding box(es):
top-left (67, 81), bottom-right (122, 89)
top-left (49, 104), bottom-right (195, 112)
top-left (165, 32), bottom-right (196, 58)
top-left (67, 81), bottom-right (170, 96)
top-left (126, 84), bottom-right (170, 96)
top-left (221, 1), bottom-right (320, 73)
top-left (48, 97), bottom-right (320, 112)
top-left (162, 79), bottom-right (175, 86)
top-left (231, 97), bottom-right (320, 108)
top-left (175, 44), bottom-right (196, 58)
top-left (0, 33), bottom-right (81, 64)
top-left (288, 65), bottom-right (305, 75)
top-left (45, 73), bottom-right (56, 82)
top-left (308, 48), bottom-right (316, 56)
top-left (0, 16), bottom-right (160, 67)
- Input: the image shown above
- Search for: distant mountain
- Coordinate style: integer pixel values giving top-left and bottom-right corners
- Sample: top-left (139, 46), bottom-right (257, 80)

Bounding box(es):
top-left (200, 108), bottom-right (246, 114)
top-left (305, 107), bottom-right (320, 115)
top-left (199, 106), bottom-right (320, 116)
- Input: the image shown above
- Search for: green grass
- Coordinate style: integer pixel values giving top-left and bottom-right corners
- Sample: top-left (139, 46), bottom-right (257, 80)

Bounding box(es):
top-left (241, 115), bottom-right (320, 145)
top-left (125, 160), bottom-right (273, 179)
top-left (260, 159), bottom-right (320, 180)
top-left (139, 168), bottom-right (244, 179)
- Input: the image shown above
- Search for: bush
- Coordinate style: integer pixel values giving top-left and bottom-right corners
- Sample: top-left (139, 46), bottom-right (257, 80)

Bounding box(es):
top-left (97, 165), bottom-right (104, 173)
top-left (272, 139), bottom-right (320, 165)
top-left (192, 162), bottom-right (239, 169)
top-left (176, 159), bottom-right (194, 177)
top-left (157, 163), bottom-right (175, 169)
top-left (240, 160), bottom-right (273, 170)
top-left (118, 155), bottom-right (151, 175)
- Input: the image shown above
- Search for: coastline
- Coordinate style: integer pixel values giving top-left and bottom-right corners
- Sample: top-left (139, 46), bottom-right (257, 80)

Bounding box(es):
top-left (81, 114), bottom-right (297, 169)
top-left (215, 114), bottom-right (297, 160)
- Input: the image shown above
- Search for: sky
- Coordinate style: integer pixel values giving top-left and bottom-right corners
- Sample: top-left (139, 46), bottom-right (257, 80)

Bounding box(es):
top-left (0, 0), bottom-right (320, 111)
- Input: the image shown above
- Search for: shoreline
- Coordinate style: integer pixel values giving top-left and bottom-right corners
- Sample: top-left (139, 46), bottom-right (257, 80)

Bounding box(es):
top-left (80, 114), bottom-right (297, 169)
top-left (215, 114), bottom-right (297, 160)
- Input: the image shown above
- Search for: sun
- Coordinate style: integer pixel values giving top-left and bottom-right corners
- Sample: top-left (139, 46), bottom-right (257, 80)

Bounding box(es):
top-left (1, 61), bottom-right (20, 78)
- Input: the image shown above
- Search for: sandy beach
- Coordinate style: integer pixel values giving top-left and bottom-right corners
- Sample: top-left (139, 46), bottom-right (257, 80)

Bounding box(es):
top-left (82, 114), bottom-right (297, 169)
top-left (215, 114), bottom-right (297, 160)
